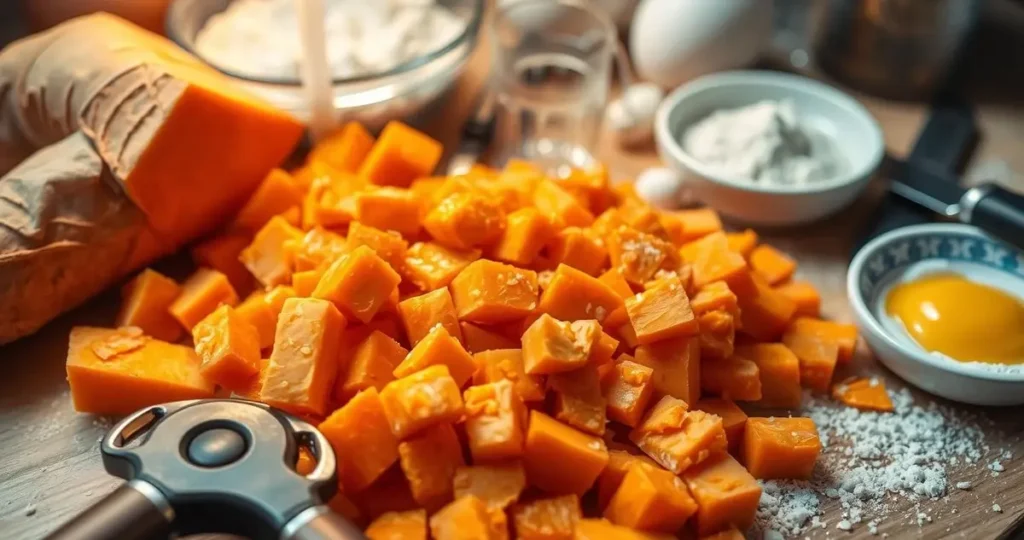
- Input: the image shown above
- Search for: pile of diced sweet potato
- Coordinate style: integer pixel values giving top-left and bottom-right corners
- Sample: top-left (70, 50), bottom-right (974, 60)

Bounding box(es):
top-left (65, 121), bottom-right (874, 539)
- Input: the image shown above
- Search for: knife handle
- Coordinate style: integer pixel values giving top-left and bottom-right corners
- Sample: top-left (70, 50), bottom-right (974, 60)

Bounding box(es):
top-left (963, 184), bottom-right (1024, 250)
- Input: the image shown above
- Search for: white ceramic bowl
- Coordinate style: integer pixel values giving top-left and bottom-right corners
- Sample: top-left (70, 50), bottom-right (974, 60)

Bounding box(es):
top-left (655, 70), bottom-right (885, 226)
top-left (847, 223), bottom-right (1024, 406)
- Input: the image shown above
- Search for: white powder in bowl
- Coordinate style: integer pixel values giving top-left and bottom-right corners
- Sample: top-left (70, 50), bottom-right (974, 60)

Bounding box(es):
top-left (682, 99), bottom-right (843, 187)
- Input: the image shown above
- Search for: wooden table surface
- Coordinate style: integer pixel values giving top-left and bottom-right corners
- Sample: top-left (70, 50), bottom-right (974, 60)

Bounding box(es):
top-left (4, 4), bottom-right (1024, 540)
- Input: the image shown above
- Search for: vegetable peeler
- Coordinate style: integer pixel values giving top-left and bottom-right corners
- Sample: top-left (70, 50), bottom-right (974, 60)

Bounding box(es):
top-left (46, 399), bottom-right (366, 540)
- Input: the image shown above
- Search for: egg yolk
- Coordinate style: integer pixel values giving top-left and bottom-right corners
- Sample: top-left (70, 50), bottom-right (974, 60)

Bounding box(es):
top-left (885, 273), bottom-right (1024, 364)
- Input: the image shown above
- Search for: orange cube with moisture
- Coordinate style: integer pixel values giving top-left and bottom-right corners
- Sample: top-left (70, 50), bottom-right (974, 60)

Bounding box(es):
top-left (424, 192), bottom-right (507, 250)
top-left (608, 228), bottom-right (675, 285)
top-left (787, 317), bottom-right (859, 363)
top-left (240, 216), bottom-right (303, 288)
top-left (393, 324), bottom-right (477, 387)
top-left (473, 349), bottom-right (546, 403)
top-left (450, 260), bottom-right (539, 324)
top-left (596, 450), bottom-right (660, 511)
top-left (724, 229), bottom-right (758, 257)
top-left (402, 242), bottom-right (481, 291)
top-left (538, 264), bottom-right (623, 323)
top-left (698, 310), bottom-right (736, 361)
top-left (313, 245), bottom-right (401, 324)
top-left (546, 227), bottom-right (608, 276)
top-left (605, 462), bottom-right (699, 533)
top-left (347, 221), bottom-right (409, 272)
top-left (681, 453), bottom-right (761, 536)
top-left (66, 327), bottom-right (215, 416)
top-left (629, 396), bottom-right (727, 474)
top-left (464, 379), bottom-right (527, 461)
top-left (522, 314), bottom-right (600, 375)
top-left (605, 360), bottom-right (655, 428)
top-left (700, 355), bottom-right (762, 402)
top-left (533, 179), bottom-right (594, 228)
top-left (548, 365), bottom-right (606, 436)
top-left (234, 292), bottom-right (277, 350)
top-left (669, 208), bottom-right (723, 244)
top-left (260, 298), bottom-right (345, 417)
top-left (359, 121), bottom-right (443, 187)
top-left (233, 168), bottom-right (304, 232)
top-left (380, 364), bottom-right (465, 440)
top-left (735, 344), bottom-right (801, 408)
top-left (117, 269), bottom-right (182, 342)
top-left (290, 269), bottom-right (322, 297)
top-left (453, 462), bottom-right (527, 510)
top-left (686, 233), bottom-right (754, 295)
top-left (511, 494), bottom-right (581, 540)
top-left (690, 281), bottom-right (739, 317)
top-left (774, 280), bottom-right (821, 317)
top-left (589, 331), bottom-right (619, 367)
top-left (365, 509), bottom-right (427, 540)
top-left (336, 330), bottom-right (407, 402)
top-left (310, 121), bottom-right (375, 173)
top-left (169, 268), bottom-right (239, 331)
top-left (398, 422), bottom-right (465, 510)
top-left (398, 288), bottom-right (463, 346)
top-left (625, 276), bottom-right (698, 345)
top-left (743, 417), bottom-right (821, 480)
top-left (430, 495), bottom-right (504, 540)
top-left (737, 274), bottom-right (796, 341)
top-left (490, 207), bottom-right (553, 266)
top-left (694, 398), bottom-right (748, 454)
top-left (782, 330), bottom-right (840, 392)
top-left (749, 244), bottom-right (797, 286)
top-left (191, 232), bottom-right (254, 295)
top-left (319, 388), bottom-right (399, 493)
top-left (634, 337), bottom-right (701, 404)
top-left (832, 377), bottom-right (894, 412)
top-left (461, 322), bottom-right (519, 353)
top-left (523, 411), bottom-right (609, 495)
top-left (192, 305), bottom-right (261, 392)
top-left (354, 187), bottom-right (423, 238)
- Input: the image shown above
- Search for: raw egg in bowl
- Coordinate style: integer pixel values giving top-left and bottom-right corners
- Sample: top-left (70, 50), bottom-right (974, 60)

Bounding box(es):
top-left (848, 223), bottom-right (1024, 406)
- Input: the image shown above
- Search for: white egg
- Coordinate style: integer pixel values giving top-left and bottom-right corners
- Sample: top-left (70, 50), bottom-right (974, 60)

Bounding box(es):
top-left (606, 82), bottom-right (665, 147)
top-left (634, 167), bottom-right (684, 209)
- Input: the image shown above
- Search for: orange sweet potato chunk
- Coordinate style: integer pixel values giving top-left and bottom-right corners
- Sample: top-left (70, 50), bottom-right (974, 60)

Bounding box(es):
top-left (380, 365), bottom-right (465, 440)
top-left (737, 274), bottom-right (797, 341)
top-left (357, 466), bottom-right (420, 521)
top-left (598, 267), bottom-right (635, 300)
top-left (629, 396), bottom-right (727, 474)
top-left (474, 349), bottom-right (546, 403)
top-left (393, 324), bottom-right (477, 388)
top-left (597, 450), bottom-right (660, 511)
top-left (450, 260), bottom-right (539, 324)
top-left (234, 293), bottom-right (278, 350)
top-left (832, 377), bottom-right (894, 412)
top-left (233, 168), bottom-right (304, 232)
top-left (398, 422), bottom-right (465, 510)
top-left (523, 411), bottom-right (609, 495)
top-left (575, 519), bottom-right (675, 540)
top-left (548, 365), bottom-right (606, 436)
top-left (191, 232), bottom-right (254, 294)
top-left (670, 208), bottom-right (723, 244)
top-left (359, 121), bottom-right (443, 188)
top-left (743, 417), bottom-right (821, 480)
top-left (491, 207), bottom-right (555, 266)
top-left (690, 281), bottom-right (739, 317)
top-left (699, 355), bottom-right (762, 402)
top-left (169, 268), bottom-right (239, 331)
top-left (724, 229), bottom-right (758, 258)
top-left (402, 242), bottom-right (482, 291)
top-left (626, 276), bottom-right (698, 345)
top-left (787, 317), bottom-right (859, 363)
top-left (66, 327), bottom-right (215, 415)
top-left (453, 462), bottom-right (527, 510)
top-left (430, 495), bottom-right (503, 540)
top-left (605, 360), bottom-right (655, 428)
top-left (522, 315), bottom-right (600, 375)
top-left (511, 494), bottom-right (581, 540)
top-left (749, 245), bottom-right (797, 286)
top-left (589, 331), bottom-right (619, 367)
top-left (782, 330), bottom-right (840, 393)
top-left (336, 330), bottom-right (407, 402)
top-left (290, 269), bottom-right (322, 297)
top-left (538, 264), bottom-right (623, 324)
top-left (681, 453), bottom-right (761, 536)
top-left (192, 305), bottom-right (261, 392)
top-left (240, 216), bottom-right (303, 288)
top-left (735, 344), bottom-right (801, 409)
top-left (698, 310), bottom-right (735, 362)
top-left (292, 227), bottom-right (349, 271)
top-left (687, 233), bottom-right (754, 294)
top-left (774, 280), bottom-right (821, 318)
top-left (694, 398), bottom-right (747, 454)
top-left (354, 187), bottom-right (423, 238)
top-left (425, 192), bottom-right (507, 250)
top-left (634, 337), bottom-right (701, 405)
top-left (260, 298), bottom-right (345, 417)
top-left (547, 227), bottom-right (608, 276)
top-left (399, 288), bottom-right (463, 347)
top-left (313, 245), bottom-right (402, 324)
top-left (607, 228), bottom-right (676, 286)
top-left (365, 509), bottom-right (427, 540)
top-left (319, 388), bottom-right (400, 493)
top-left (347, 221), bottom-right (409, 273)
top-left (464, 379), bottom-right (527, 461)
top-left (311, 121), bottom-right (376, 173)
top-left (604, 462), bottom-right (698, 533)
top-left (461, 322), bottom-right (519, 353)
top-left (533, 179), bottom-right (595, 228)
top-left (116, 269), bottom-right (182, 342)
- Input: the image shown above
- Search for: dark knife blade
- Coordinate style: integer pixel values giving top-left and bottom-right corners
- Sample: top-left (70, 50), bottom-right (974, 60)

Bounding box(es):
top-left (885, 157), bottom-right (965, 217)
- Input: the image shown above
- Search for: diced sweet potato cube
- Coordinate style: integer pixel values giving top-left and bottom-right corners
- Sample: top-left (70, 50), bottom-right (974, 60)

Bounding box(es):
top-left (737, 274), bottom-right (796, 341)
top-left (699, 355), bottom-right (762, 402)
top-left (336, 330), bottom-right (407, 402)
top-left (453, 462), bottom-right (527, 510)
top-left (749, 245), bottom-right (796, 286)
top-left (605, 360), bottom-right (655, 428)
top-left (347, 221), bottom-right (409, 272)
top-left (522, 315), bottom-right (601, 375)
top-left (169, 268), bottom-right (239, 331)
top-left (399, 423), bottom-right (465, 510)
top-left (681, 453), bottom-right (761, 536)
top-left (547, 227), bottom-right (608, 276)
top-left (687, 233), bottom-right (754, 294)
top-left (669, 208), bottom-right (723, 244)
top-left (625, 276), bottom-right (698, 345)
top-left (294, 447), bottom-right (316, 476)
top-left (311, 121), bottom-right (375, 173)
top-left (260, 298), bottom-right (345, 417)
top-left (548, 365), bottom-right (606, 436)
top-left (511, 494), bottom-right (581, 540)
top-left (634, 337), bottom-right (701, 405)
top-left (832, 377), bottom-right (893, 412)
top-left (117, 269), bottom-right (182, 342)
top-left (319, 388), bottom-right (399, 492)
top-left (724, 229), bottom-right (758, 258)
top-left (191, 232), bottom-right (254, 294)
top-left (290, 269), bottom-right (323, 297)
top-left (192, 305), bottom-right (261, 392)
top-left (559, 164), bottom-right (612, 213)
top-left (630, 396), bottom-right (726, 474)
top-left (697, 310), bottom-right (735, 361)
top-left (491, 207), bottom-right (555, 266)
top-left (538, 264), bottom-right (623, 324)
top-left (358, 466), bottom-right (420, 521)
top-left (240, 216), bottom-right (303, 288)
top-left (365, 509), bottom-right (427, 540)
top-left (234, 293), bottom-right (278, 350)
top-left (425, 192), bottom-right (507, 250)
top-left (313, 245), bottom-right (401, 324)
top-left (735, 344), bottom-right (801, 409)
top-left (534, 179), bottom-right (594, 228)
top-left (393, 324), bottom-right (476, 387)
top-left (782, 330), bottom-right (840, 392)
top-left (450, 260), bottom-right (539, 324)
top-left (694, 399), bottom-right (747, 454)
top-left (589, 331), bottom-right (619, 366)
top-left (523, 411), bottom-right (609, 495)
top-left (354, 187), bottom-right (423, 238)
top-left (398, 288), bottom-right (463, 346)
top-left (787, 317), bottom-right (859, 363)
top-left (605, 462), bottom-right (698, 533)
top-left (402, 241), bottom-right (482, 291)
top-left (608, 228), bottom-right (675, 286)
top-left (380, 365), bottom-right (465, 440)
top-left (575, 519), bottom-right (674, 540)
top-left (462, 322), bottom-right (519, 353)
top-left (473, 349), bottom-right (546, 403)
top-left (292, 227), bottom-right (349, 272)
top-left (743, 417), bottom-right (821, 480)
top-left (690, 281), bottom-right (738, 317)
top-left (598, 267), bottom-right (635, 300)
top-left (430, 495), bottom-right (502, 540)
top-left (234, 168), bottom-right (304, 232)
top-left (301, 174), bottom-right (357, 230)
top-left (618, 199), bottom-right (671, 240)
top-left (359, 121), bottom-right (442, 188)
top-left (66, 327), bottom-right (215, 415)
top-left (596, 450), bottom-right (660, 511)
top-left (464, 379), bottom-right (527, 461)
top-left (774, 280), bottom-right (821, 318)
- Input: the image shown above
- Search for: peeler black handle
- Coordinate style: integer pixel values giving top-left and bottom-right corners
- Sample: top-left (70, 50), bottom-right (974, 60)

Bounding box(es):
top-left (47, 481), bottom-right (172, 540)
top-left (963, 184), bottom-right (1024, 250)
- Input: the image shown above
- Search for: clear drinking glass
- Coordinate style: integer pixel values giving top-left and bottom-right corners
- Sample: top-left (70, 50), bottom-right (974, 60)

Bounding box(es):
top-left (489, 0), bottom-right (616, 172)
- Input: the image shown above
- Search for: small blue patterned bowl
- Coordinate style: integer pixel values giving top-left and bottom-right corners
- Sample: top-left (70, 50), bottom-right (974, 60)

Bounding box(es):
top-left (847, 223), bottom-right (1024, 406)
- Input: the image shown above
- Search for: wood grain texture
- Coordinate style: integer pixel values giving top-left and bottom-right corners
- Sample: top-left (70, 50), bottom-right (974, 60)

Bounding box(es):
top-left (3, 4), bottom-right (1024, 540)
